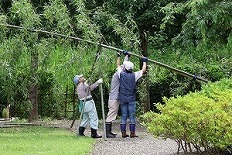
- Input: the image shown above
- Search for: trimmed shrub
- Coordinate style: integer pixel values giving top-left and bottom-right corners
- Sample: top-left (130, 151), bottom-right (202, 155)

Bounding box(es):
top-left (141, 78), bottom-right (232, 154)
top-left (2, 108), bottom-right (9, 118)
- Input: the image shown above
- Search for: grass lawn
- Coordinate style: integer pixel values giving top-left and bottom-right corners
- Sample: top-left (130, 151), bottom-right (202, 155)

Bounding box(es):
top-left (0, 126), bottom-right (95, 155)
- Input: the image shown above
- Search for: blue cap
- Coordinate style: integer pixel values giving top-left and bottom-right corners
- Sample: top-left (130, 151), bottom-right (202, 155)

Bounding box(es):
top-left (74, 74), bottom-right (83, 85)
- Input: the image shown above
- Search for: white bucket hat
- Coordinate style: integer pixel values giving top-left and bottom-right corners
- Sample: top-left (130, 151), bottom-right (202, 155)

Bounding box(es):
top-left (123, 61), bottom-right (134, 71)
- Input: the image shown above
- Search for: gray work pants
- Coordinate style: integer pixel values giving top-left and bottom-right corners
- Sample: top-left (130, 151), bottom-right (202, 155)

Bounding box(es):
top-left (80, 100), bottom-right (99, 129)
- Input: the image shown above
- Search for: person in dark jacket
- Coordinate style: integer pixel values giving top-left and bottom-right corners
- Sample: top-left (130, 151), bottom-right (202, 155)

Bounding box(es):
top-left (116, 51), bottom-right (147, 138)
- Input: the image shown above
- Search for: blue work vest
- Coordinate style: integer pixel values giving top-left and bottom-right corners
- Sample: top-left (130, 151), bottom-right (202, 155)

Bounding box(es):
top-left (119, 71), bottom-right (136, 102)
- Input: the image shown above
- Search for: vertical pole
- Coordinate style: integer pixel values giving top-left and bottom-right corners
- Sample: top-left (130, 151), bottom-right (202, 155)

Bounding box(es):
top-left (100, 84), bottom-right (106, 140)
top-left (140, 31), bottom-right (150, 112)
top-left (64, 85), bottom-right (68, 118)
top-left (28, 48), bottom-right (38, 122)
top-left (72, 84), bottom-right (76, 115)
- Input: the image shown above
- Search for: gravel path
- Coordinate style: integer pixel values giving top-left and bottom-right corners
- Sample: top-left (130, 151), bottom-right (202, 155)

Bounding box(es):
top-left (89, 120), bottom-right (182, 155)
top-left (90, 135), bottom-right (180, 155)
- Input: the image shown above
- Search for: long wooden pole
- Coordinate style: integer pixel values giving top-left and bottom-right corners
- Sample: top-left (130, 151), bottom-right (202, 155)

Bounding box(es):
top-left (100, 84), bottom-right (106, 140)
top-left (0, 24), bottom-right (208, 83)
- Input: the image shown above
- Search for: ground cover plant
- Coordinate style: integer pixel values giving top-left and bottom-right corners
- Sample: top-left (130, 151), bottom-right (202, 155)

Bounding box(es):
top-left (0, 126), bottom-right (95, 155)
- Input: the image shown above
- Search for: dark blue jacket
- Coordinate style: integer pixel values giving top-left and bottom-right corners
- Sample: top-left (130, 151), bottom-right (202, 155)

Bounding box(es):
top-left (119, 71), bottom-right (136, 102)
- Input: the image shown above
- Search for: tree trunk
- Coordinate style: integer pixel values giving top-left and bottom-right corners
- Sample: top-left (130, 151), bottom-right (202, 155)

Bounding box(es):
top-left (28, 49), bottom-right (38, 122)
top-left (139, 30), bottom-right (150, 112)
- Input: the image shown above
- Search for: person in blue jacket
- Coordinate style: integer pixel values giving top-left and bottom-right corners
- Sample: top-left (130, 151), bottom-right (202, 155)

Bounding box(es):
top-left (116, 51), bottom-right (147, 138)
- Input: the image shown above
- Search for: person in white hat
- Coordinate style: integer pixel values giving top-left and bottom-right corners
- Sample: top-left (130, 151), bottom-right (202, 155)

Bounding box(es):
top-left (74, 75), bottom-right (103, 138)
top-left (116, 51), bottom-right (147, 138)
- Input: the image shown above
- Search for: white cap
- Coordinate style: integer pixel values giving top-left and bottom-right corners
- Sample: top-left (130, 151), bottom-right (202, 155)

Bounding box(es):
top-left (73, 74), bottom-right (83, 85)
top-left (123, 61), bottom-right (134, 71)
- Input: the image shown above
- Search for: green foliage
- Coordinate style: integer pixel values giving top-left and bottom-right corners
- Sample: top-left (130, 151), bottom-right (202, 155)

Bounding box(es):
top-left (92, 8), bottom-right (139, 49)
top-left (43, 0), bottom-right (101, 40)
top-left (37, 70), bottom-right (60, 118)
top-left (0, 35), bottom-right (31, 116)
top-left (71, 0), bottom-right (100, 40)
top-left (10, 0), bottom-right (41, 28)
top-left (146, 44), bottom-right (226, 108)
top-left (141, 78), bottom-right (232, 154)
top-left (2, 108), bottom-right (9, 118)
top-left (0, 14), bottom-right (7, 41)
top-left (43, 0), bottom-right (73, 34)
top-left (161, 0), bottom-right (232, 47)
top-left (103, 0), bottom-right (172, 48)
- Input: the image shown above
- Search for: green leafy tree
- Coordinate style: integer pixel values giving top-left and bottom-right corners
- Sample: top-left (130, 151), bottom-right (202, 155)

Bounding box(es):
top-left (161, 0), bottom-right (232, 47)
top-left (0, 0), bottom-right (138, 119)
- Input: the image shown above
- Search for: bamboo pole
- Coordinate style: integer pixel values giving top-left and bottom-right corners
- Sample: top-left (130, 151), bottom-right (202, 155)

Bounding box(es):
top-left (100, 84), bottom-right (106, 140)
top-left (0, 24), bottom-right (208, 83)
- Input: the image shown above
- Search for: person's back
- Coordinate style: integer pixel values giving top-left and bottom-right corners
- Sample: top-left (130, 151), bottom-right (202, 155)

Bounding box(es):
top-left (116, 51), bottom-right (147, 138)
top-left (105, 54), bottom-right (130, 138)
top-left (119, 71), bottom-right (136, 103)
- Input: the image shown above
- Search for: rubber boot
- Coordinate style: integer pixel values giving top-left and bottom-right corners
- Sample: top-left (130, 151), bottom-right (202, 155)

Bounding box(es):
top-left (91, 128), bottom-right (102, 138)
top-left (120, 124), bottom-right (129, 138)
top-left (129, 124), bottom-right (138, 138)
top-left (78, 126), bottom-right (85, 136)
top-left (108, 122), bottom-right (117, 136)
top-left (106, 122), bottom-right (116, 138)
top-left (111, 131), bottom-right (117, 136)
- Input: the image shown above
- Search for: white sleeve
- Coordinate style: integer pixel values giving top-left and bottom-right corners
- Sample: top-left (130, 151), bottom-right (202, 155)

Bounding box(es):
top-left (134, 70), bottom-right (143, 82)
top-left (124, 55), bottom-right (129, 61)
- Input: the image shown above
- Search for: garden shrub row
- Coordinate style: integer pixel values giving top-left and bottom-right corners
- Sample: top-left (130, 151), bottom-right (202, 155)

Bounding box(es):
top-left (141, 78), bottom-right (232, 154)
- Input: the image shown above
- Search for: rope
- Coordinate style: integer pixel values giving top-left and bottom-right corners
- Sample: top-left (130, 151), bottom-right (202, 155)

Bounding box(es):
top-left (0, 24), bottom-right (208, 83)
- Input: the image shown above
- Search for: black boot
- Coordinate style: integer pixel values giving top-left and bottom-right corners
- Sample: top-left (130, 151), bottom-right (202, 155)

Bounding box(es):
top-left (106, 122), bottom-right (116, 138)
top-left (91, 128), bottom-right (102, 138)
top-left (78, 126), bottom-right (85, 136)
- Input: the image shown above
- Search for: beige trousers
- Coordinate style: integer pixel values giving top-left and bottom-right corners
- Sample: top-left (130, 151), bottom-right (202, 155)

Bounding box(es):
top-left (105, 100), bottom-right (119, 122)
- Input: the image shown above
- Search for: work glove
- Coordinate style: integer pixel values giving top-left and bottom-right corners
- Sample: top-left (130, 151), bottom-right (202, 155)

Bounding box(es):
top-left (97, 78), bottom-right (103, 84)
top-left (122, 50), bottom-right (130, 57)
top-left (141, 57), bottom-right (148, 62)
